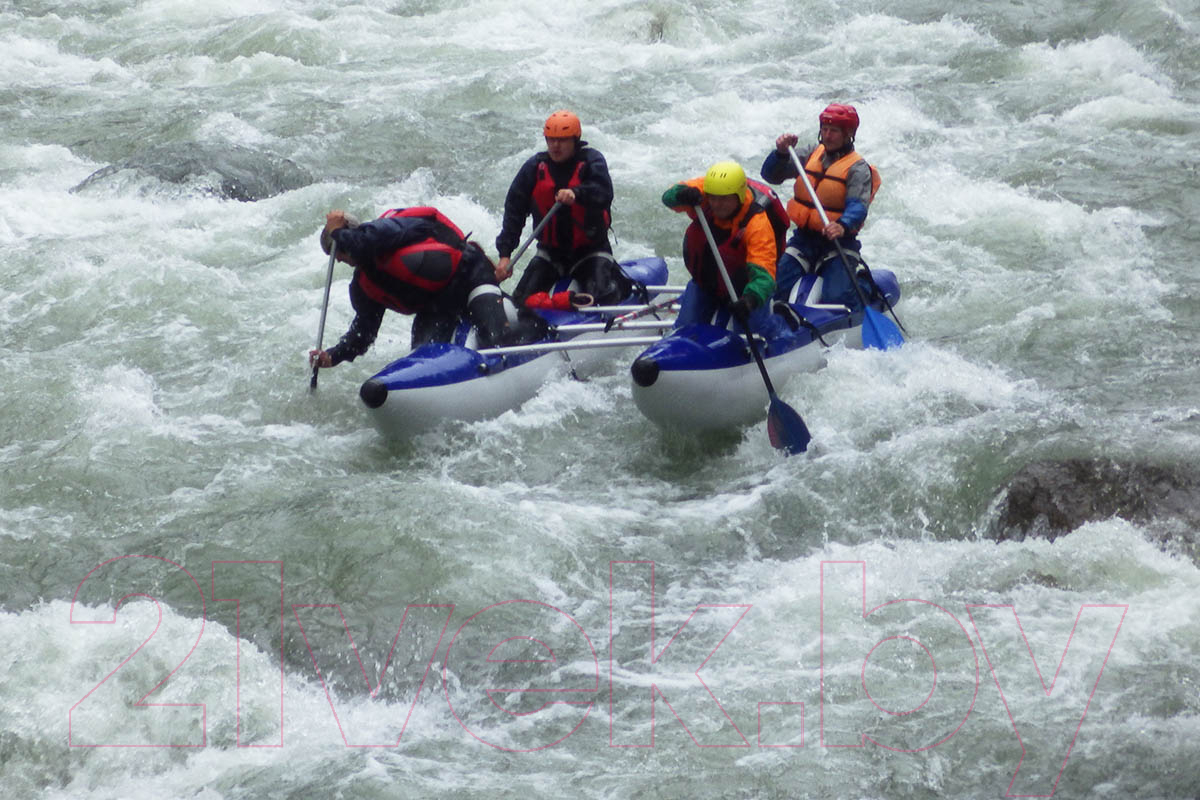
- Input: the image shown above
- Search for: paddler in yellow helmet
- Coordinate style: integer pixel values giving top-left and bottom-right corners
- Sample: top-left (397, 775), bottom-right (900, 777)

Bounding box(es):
top-left (662, 160), bottom-right (788, 338)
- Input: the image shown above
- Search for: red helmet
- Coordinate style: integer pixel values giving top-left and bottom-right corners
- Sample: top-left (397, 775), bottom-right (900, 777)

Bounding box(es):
top-left (544, 110), bottom-right (582, 138)
top-left (819, 103), bottom-right (860, 137)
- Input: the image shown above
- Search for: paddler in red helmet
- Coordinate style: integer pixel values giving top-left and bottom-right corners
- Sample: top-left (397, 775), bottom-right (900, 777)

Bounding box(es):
top-left (760, 103), bottom-right (882, 310)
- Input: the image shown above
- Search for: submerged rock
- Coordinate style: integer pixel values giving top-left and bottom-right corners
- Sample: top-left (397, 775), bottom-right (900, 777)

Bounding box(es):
top-left (989, 458), bottom-right (1200, 565)
top-left (72, 143), bottom-right (313, 201)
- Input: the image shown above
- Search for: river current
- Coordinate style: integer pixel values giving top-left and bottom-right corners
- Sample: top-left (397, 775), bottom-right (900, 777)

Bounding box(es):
top-left (2, 1), bottom-right (1199, 798)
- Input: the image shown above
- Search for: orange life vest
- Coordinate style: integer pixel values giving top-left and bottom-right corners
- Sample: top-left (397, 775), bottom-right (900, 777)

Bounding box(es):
top-left (786, 145), bottom-right (881, 233)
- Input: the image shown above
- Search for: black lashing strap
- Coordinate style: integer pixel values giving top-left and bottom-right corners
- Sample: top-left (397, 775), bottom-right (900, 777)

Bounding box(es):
top-left (773, 301), bottom-right (832, 347)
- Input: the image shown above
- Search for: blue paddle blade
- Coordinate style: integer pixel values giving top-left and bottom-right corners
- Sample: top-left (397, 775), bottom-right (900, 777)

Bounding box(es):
top-left (766, 394), bottom-right (812, 454)
top-left (862, 307), bottom-right (904, 350)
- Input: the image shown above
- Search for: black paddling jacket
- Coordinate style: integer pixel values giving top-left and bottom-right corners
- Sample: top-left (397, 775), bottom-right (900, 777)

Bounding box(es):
top-left (495, 142), bottom-right (614, 262)
top-left (325, 214), bottom-right (463, 365)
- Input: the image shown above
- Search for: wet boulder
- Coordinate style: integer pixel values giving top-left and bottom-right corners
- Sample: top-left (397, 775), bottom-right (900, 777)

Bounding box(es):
top-left (72, 142), bottom-right (313, 201)
top-left (989, 458), bottom-right (1200, 564)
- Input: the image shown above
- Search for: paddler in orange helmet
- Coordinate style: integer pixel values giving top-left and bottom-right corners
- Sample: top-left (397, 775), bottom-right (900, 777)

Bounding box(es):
top-left (494, 110), bottom-right (630, 308)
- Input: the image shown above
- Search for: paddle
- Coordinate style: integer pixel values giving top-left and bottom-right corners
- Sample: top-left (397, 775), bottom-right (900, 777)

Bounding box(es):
top-left (787, 145), bottom-right (904, 349)
top-left (309, 243), bottom-right (338, 393)
top-left (505, 201), bottom-right (563, 273)
top-left (694, 206), bottom-right (811, 454)
top-left (604, 295), bottom-right (679, 332)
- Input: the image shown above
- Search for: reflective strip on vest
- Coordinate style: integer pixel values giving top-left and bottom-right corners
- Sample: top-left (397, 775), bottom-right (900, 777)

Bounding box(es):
top-left (357, 209), bottom-right (467, 313)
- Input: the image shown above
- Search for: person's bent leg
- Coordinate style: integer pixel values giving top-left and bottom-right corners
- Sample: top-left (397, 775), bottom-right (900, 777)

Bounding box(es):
top-left (570, 252), bottom-right (631, 306)
top-left (411, 309), bottom-right (458, 348)
top-left (673, 281), bottom-right (719, 329)
top-left (773, 231), bottom-right (818, 303)
top-left (465, 285), bottom-right (519, 348)
top-left (745, 301), bottom-right (787, 340)
top-left (458, 253), bottom-right (546, 347)
top-left (447, 243), bottom-right (519, 348)
top-left (511, 253), bottom-right (562, 307)
top-left (817, 241), bottom-right (867, 311)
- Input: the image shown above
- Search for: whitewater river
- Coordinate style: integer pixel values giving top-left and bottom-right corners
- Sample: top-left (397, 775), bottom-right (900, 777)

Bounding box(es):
top-left (2, 0), bottom-right (1199, 797)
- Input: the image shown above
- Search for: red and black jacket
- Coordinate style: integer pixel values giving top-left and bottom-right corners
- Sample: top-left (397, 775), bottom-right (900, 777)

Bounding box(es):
top-left (681, 180), bottom-right (787, 299)
top-left (335, 206), bottom-right (468, 314)
top-left (495, 143), bottom-right (614, 260)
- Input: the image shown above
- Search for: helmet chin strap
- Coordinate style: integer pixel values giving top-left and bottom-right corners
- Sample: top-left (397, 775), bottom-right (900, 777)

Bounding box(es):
top-left (818, 130), bottom-right (854, 152)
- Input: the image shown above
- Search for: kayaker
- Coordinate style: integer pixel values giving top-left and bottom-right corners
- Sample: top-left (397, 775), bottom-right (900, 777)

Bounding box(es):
top-left (760, 103), bottom-right (881, 309)
top-left (309, 207), bottom-right (535, 370)
top-left (494, 110), bottom-right (630, 307)
top-left (661, 160), bottom-right (786, 338)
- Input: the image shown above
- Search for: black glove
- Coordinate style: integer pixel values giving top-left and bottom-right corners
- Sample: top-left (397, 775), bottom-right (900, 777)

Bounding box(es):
top-left (676, 185), bottom-right (703, 206)
top-left (731, 294), bottom-right (756, 322)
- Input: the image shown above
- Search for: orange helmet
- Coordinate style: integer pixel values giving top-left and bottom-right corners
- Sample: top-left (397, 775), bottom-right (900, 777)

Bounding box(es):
top-left (544, 110), bottom-right (582, 138)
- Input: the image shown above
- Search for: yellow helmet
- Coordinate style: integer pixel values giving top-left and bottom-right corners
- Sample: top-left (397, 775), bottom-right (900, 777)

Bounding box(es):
top-left (703, 160), bottom-right (747, 197)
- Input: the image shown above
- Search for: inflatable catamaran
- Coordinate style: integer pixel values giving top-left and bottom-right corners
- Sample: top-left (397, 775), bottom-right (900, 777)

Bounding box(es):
top-left (352, 259), bottom-right (900, 438)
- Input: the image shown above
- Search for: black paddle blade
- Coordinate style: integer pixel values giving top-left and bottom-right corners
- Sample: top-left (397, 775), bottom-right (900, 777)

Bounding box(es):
top-left (766, 394), bottom-right (811, 454)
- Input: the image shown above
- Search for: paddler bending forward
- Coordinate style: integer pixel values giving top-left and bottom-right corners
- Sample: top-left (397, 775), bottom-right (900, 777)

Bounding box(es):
top-left (310, 207), bottom-right (539, 370)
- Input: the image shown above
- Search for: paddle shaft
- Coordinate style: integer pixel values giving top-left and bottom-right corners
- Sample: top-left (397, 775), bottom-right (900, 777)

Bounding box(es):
top-left (604, 295), bottom-right (679, 330)
top-left (309, 243), bottom-right (337, 392)
top-left (508, 201), bottom-right (562, 267)
top-left (693, 207), bottom-right (779, 396)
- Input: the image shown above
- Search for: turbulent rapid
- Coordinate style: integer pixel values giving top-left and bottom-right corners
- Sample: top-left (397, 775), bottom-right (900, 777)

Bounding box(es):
top-left (2, 1), bottom-right (1199, 798)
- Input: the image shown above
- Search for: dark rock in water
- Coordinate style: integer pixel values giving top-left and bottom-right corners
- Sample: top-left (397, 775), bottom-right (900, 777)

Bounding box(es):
top-left (989, 458), bottom-right (1200, 564)
top-left (71, 143), bottom-right (313, 201)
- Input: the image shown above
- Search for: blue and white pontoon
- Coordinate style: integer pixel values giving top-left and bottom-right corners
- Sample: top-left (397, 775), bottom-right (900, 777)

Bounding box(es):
top-left (629, 270), bottom-right (902, 431)
top-left (358, 257), bottom-right (674, 437)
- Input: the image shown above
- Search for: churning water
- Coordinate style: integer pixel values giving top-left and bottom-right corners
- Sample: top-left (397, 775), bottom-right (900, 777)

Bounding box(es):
top-left (3, 0), bottom-right (1200, 797)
